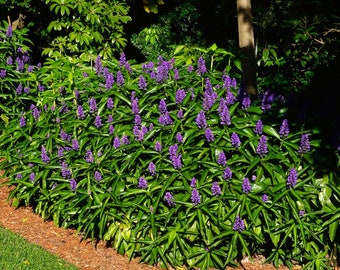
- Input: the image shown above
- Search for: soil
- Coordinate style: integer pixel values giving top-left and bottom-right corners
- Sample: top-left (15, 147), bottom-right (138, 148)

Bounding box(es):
top-left (0, 174), bottom-right (317, 270)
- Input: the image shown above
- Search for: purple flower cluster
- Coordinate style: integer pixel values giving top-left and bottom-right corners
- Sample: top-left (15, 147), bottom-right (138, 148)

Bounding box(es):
top-left (202, 78), bottom-right (218, 111)
top-left (85, 150), bottom-right (94, 163)
top-left (233, 216), bottom-right (245, 232)
top-left (242, 177), bottom-right (252, 194)
top-left (138, 75), bottom-right (147, 90)
top-left (70, 178), bottom-right (77, 191)
top-left (279, 119), bottom-right (289, 138)
top-left (61, 161), bottom-right (72, 179)
top-left (94, 115), bottom-right (103, 128)
top-left (138, 177), bottom-right (148, 189)
top-left (195, 110), bottom-right (207, 129)
top-left (287, 168), bottom-right (298, 188)
top-left (298, 133), bottom-right (310, 154)
top-left (156, 57), bottom-right (172, 83)
top-left (204, 128), bottom-right (214, 143)
top-left (257, 135), bottom-right (268, 157)
top-left (254, 120), bottom-right (263, 135)
top-left (88, 97), bottom-right (97, 113)
top-left (169, 144), bottom-right (182, 169)
top-left (197, 56), bottom-right (207, 76)
top-left (164, 191), bottom-right (175, 206)
top-left (238, 87), bottom-right (251, 110)
top-left (211, 182), bottom-right (222, 197)
top-left (154, 141), bottom-right (162, 152)
top-left (175, 89), bottom-right (186, 104)
top-left (148, 162), bottom-right (156, 176)
top-left (158, 99), bottom-right (173, 126)
top-left (259, 90), bottom-right (277, 112)
top-left (41, 146), bottom-right (50, 163)
top-left (107, 97), bottom-right (114, 110)
top-left (218, 98), bottom-right (231, 126)
top-left (223, 167), bottom-right (232, 181)
top-left (231, 132), bottom-right (241, 148)
top-left (116, 71), bottom-right (124, 87)
top-left (77, 105), bottom-right (85, 119)
top-left (94, 170), bottom-right (102, 181)
top-left (191, 188), bottom-right (201, 205)
top-left (217, 151), bottom-right (227, 166)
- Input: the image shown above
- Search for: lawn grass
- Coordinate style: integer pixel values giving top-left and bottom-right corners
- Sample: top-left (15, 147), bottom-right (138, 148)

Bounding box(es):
top-left (0, 226), bottom-right (79, 270)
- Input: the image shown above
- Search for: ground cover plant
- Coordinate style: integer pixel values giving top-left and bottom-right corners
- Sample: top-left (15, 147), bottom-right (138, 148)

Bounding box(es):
top-left (0, 226), bottom-right (78, 269)
top-left (1, 21), bottom-right (340, 269)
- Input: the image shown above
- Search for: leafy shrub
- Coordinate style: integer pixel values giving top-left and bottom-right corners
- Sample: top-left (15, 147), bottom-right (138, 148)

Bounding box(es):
top-left (0, 21), bottom-right (37, 129)
top-left (43, 0), bottom-right (131, 59)
top-left (1, 25), bottom-right (340, 269)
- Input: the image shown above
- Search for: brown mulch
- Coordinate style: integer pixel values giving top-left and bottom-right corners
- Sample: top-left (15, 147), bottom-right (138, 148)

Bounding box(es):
top-left (0, 173), bottom-right (305, 270)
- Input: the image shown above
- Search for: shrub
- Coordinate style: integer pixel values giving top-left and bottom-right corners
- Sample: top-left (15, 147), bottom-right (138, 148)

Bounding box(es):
top-left (1, 24), bottom-right (339, 269)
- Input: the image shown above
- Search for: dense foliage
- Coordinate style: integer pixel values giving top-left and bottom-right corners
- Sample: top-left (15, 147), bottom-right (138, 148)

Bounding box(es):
top-left (1, 22), bottom-right (340, 269)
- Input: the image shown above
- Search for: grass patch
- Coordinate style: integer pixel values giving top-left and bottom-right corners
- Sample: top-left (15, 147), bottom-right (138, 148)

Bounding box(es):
top-left (0, 226), bottom-right (79, 270)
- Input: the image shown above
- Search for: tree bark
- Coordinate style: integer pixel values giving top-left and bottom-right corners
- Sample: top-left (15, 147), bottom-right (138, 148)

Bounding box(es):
top-left (237, 0), bottom-right (257, 95)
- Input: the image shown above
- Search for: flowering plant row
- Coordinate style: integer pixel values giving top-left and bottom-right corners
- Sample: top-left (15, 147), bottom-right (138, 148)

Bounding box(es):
top-left (1, 23), bottom-right (339, 269)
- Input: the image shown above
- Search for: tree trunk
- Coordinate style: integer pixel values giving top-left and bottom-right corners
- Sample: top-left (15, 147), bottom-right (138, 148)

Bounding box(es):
top-left (236, 0), bottom-right (257, 95)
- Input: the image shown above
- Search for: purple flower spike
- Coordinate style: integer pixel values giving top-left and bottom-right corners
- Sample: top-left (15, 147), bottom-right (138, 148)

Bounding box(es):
top-left (217, 151), bottom-right (227, 166)
top-left (89, 97), bottom-right (97, 113)
top-left (72, 139), bottom-right (80, 151)
top-left (177, 109), bottom-right (184, 119)
top-left (148, 162), bottom-right (156, 176)
top-left (70, 178), bottom-right (77, 191)
top-left (6, 24), bottom-right (12, 38)
top-left (121, 135), bottom-right (130, 145)
top-left (262, 194), bottom-right (268, 202)
top-left (197, 56), bottom-right (207, 75)
top-left (116, 70), bottom-right (124, 87)
top-left (77, 105), bottom-right (85, 119)
top-left (195, 110), bottom-right (207, 129)
top-left (94, 170), bottom-right (102, 181)
top-left (279, 119), bottom-right (289, 138)
top-left (242, 178), bottom-right (252, 194)
top-left (218, 98), bottom-right (231, 126)
top-left (256, 135), bottom-right (268, 157)
top-left (233, 216), bottom-right (245, 232)
top-left (159, 99), bottom-right (168, 114)
top-left (85, 150), bottom-right (94, 163)
top-left (29, 172), bottom-right (35, 182)
top-left (113, 136), bottom-right (120, 149)
top-left (138, 177), bottom-right (148, 189)
top-left (175, 89), bottom-right (186, 104)
top-left (94, 115), bottom-right (103, 128)
top-left (287, 168), bottom-right (298, 188)
top-left (131, 98), bottom-right (139, 115)
top-left (155, 141), bottom-right (162, 152)
top-left (41, 146), bottom-right (50, 163)
top-left (255, 120), bottom-right (263, 135)
top-left (204, 128), bottom-right (214, 143)
top-left (231, 132), bottom-right (241, 148)
top-left (212, 182), bottom-right (222, 197)
top-left (223, 167), bottom-right (232, 181)
top-left (171, 154), bottom-right (182, 170)
top-left (298, 133), bottom-right (310, 154)
top-left (190, 177), bottom-right (197, 188)
top-left (164, 192), bottom-right (175, 207)
top-left (191, 188), bottom-right (201, 206)
top-left (176, 132), bottom-right (183, 143)
top-left (107, 97), bottom-right (114, 110)
top-left (138, 75), bottom-right (147, 90)
top-left (20, 115), bottom-right (26, 127)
